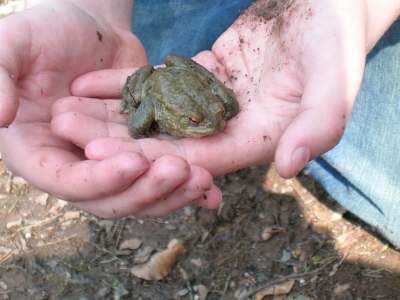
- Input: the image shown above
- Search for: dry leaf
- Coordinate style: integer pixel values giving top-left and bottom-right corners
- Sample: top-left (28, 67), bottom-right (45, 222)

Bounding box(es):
top-left (131, 239), bottom-right (186, 280)
top-left (255, 280), bottom-right (295, 300)
top-left (333, 283), bottom-right (350, 295)
top-left (197, 284), bottom-right (209, 300)
top-left (133, 246), bottom-right (153, 264)
top-left (261, 227), bottom-right (284, 241)
top-left (311, 219), bottom-right (328, 234)
top-left (6, 219), bottom-right (22, 231)
top-left (119, 238), bottom-right (142, 250)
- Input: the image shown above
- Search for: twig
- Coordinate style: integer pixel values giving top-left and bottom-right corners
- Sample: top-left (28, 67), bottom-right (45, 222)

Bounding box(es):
top-left (222, 274), bottom-right (231, 297)
top-left (115, 218), bottom-right (125, 246)
top-left (217, 250), bottom-right (241, 267)
top-left (35, 234), bottom-right (77, 247)
top-left (178, 265), bottom-right (193, 300)
top-left (5, 171), bottom-right (13, 194)
top-left (5, 214), bottom-right (63, 239)
top-left (89, 242), bottom-right (123, 263)
top-left (238, 257), bottom-right (339, 300)
top-left (0, 250), bottom-right (13, 265)
top-left (7, 195), bottom-right (21, 215)
top-left (106, 220), bottom-right (120, 242)
top-left (328, 254), bottom-right (346, 277)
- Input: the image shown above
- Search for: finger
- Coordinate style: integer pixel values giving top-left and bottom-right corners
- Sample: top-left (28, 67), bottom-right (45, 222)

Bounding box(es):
top-left (53, 109), bottom-right (268, 176)
top-left (0, 67), bottom-right (19, 127)
top-left (24, 149), bottom-right (149, 201)
top-left (73, 155), bottom-right (208, 219)
top-left (84, 130), bottom-right (271, 178)
top-left (124, 166), bottom-right (221, 218)
top-left (51, 111), bottom-right (131, 148)
top-left (0, 14), bottom-right (26, 127)
top-left (70, 52), bottom-right (232, 99)
top-left (51, 97), bottom-right (128, 125)
top-left (275, 54), bottom-right (365, 178)
top-left (0, 123), bottom-right (148, 201)
top-left (70, 68), bottom-right (138, 98)
top-left (274, 108), bottom-right (346, 178)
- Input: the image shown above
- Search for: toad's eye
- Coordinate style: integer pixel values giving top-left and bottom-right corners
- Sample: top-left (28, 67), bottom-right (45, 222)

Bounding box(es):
top-left (189, 117), bottom-right (200, 126)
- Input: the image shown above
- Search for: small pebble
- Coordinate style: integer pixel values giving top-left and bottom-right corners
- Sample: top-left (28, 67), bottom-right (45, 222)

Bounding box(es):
top-left (95, 286), bottom-right (111, 298)
top-left (174, 289), bottom-right (188, 298)
top-left (280, 250), bottom-right (291, 262)
top-left (64, 210), bottom-right (80, 220)
top-left (12, 176), bottom-right (28, 186)
top-left (114, 285), bottom-right (129, 300)
top-left (190, 258), bottom-right (203, 268)
top-left (34, 193), bottom-right (49, 206)
top-left (24, 229), bottom-right (32, 239)
top-left (0, 281), bottom-right (7, 290)
top-left (98, 220), bottom-right (115, 233)
top-left (165, 224), bottom-right (177, 230)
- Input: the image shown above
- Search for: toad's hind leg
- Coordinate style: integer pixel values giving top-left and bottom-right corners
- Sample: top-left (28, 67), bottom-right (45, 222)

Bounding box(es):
top-left (127, 97), bottom-right (156, 139)
top-left (120, 65), bottom-right (155, 113)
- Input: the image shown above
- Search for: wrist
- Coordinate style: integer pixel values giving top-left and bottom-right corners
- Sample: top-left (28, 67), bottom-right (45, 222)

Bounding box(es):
top-left (365, 0), bottom-right (400, 51)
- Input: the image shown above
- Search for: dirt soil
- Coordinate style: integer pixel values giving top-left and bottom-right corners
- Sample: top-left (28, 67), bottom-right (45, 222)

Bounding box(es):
top-left (1, 160), bottom-right (400, 300)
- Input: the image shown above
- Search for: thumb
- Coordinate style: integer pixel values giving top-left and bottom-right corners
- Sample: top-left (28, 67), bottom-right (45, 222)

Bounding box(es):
top-left (274, 107), bottom-right (346, 179)
top-left (275, 63), bottom-right (364, 178)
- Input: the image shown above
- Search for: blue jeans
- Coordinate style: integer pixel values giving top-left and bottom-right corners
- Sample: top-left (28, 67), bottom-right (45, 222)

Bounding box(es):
top-left (132, 0), bottom-right (254, 65)
top-left (306, 23), bottom-right (400, 247)
top-left (132, 2), bottom-right (400, 247)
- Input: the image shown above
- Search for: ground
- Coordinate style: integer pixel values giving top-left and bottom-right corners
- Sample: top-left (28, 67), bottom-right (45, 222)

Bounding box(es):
top-left (1, 160), bottom-right (400, 300)
top-left (1, 1), bottom-right (400, 299)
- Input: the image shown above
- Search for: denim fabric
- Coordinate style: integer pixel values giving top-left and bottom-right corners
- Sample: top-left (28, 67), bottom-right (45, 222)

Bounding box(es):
top-left (132, 0), bottom-right (254, 65)
top-left (307, 22), bottom-right (400, 247)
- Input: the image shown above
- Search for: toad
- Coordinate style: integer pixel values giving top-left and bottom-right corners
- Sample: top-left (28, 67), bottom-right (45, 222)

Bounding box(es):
top-left (120, 54), bottom-right (239, 139)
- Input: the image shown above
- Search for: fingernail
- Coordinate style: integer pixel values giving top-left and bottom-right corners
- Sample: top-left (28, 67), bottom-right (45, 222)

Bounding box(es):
top-left (184, 186), bottom-right (212, 202)
top-left (291, 146), bottom-right (311, 175)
